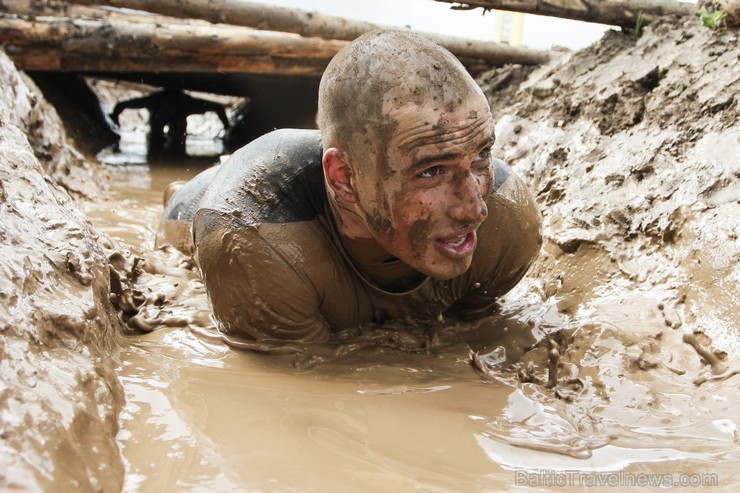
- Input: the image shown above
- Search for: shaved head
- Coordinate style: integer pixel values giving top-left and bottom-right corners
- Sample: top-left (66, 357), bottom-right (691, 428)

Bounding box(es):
top-left (319, 30), bottom-right (496, 281)
top-left (318, 30), bottom-right (486, 169)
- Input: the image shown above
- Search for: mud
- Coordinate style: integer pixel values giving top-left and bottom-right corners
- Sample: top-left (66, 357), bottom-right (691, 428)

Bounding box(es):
top-left (0, 52), bottom-right (124, 491)
top-left (1, 14), bottom-right (739, 493)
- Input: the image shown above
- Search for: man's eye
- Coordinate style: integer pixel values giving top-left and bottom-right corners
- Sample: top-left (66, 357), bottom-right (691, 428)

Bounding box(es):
top-left (418, 166), bottom-right (445, 179)
top-left (476, 147), bottom-right (492, 162)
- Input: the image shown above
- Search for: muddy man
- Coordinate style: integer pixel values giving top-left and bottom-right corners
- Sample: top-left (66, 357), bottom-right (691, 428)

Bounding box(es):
top-left (158, 30), bottom-right (542, 343)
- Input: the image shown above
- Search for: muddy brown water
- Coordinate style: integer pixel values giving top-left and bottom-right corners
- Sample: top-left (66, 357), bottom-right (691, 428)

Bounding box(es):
top-left (82, 140), bottom-right (739, 492)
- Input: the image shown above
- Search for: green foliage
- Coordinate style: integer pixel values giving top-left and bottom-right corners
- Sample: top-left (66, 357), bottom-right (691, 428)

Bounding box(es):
top-left (696, 5), bottom-right (726, 29)
top-left (633, 10), bottom-right (645, 41)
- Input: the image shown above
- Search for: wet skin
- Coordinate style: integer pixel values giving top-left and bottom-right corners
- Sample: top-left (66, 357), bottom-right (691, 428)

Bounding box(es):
top-left (355, 93), bottom-right (496, 280)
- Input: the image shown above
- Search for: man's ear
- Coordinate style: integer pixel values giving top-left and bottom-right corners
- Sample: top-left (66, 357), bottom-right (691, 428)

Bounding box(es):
top-left (322, 147), bottom-right (358, 203)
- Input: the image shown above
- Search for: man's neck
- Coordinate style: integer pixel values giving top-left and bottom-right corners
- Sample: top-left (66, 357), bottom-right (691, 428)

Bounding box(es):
top-left (326, 195), bottom-right (424, 292)
top-left (326, 192), bottom-right (372, 240)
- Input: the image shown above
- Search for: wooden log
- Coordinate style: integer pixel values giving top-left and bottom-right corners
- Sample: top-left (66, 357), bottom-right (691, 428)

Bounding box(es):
top-left (435, 0), bottom-right (695, 28)
top-left (0, 0), bottom-right (66, 16)
top-left (62, 0), bottom-right (551, 65)
top-left (6, 47), bottom-right (331, 74)
top-left (0, 14), bottom-right (348, 58)
top-left (0, 15), bottom-right (341, 75)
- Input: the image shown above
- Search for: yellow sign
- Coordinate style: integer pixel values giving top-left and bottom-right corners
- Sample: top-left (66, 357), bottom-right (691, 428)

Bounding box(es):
top-left (493, 10), bottom-right (524, 46)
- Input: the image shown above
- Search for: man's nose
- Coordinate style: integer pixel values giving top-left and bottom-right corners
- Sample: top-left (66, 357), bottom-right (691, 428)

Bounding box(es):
top-left (448, 172), bottom-right (488, 224)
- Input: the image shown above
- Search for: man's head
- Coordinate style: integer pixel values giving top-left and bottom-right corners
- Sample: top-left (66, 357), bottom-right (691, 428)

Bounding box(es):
top-left (319, 30), bottom-right (495, 280)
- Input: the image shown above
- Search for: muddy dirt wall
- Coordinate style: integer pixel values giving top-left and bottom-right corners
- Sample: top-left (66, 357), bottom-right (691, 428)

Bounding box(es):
top-left (0, 51), bottom-right (125, 491)
top-left (479, 16), bottom-right (738, 348)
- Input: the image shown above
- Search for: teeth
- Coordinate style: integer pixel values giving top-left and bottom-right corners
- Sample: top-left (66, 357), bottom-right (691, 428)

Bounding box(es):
top-left (445, 235), bottom-right (466, 247)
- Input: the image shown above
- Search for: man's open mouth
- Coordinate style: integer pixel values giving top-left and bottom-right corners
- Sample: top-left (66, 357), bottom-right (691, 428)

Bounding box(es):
top-left (435, 231), bottom-right (477, 257)
top-left (446, 236), bottom-right (467, 247)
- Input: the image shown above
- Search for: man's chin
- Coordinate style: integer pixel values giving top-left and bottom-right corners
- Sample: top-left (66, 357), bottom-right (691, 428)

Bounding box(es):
top-left (418, 258), bottom-right (473, 281)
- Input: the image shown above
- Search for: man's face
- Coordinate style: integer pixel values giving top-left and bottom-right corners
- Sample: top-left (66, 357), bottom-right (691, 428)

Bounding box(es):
top-left (354, 91), bottom-right (496, 280)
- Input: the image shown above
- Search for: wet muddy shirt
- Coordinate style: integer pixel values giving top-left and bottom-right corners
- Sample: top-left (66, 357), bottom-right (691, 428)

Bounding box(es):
top-left (162, 129), bottom-right (542, 342)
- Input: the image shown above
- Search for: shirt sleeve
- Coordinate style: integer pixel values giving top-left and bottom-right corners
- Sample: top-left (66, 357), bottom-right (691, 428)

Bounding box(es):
top-left (194, 223), bottom-right (331, 344)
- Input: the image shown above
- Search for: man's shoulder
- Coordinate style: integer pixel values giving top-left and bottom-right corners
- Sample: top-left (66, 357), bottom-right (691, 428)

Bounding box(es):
top-left (492, 158), bottom-right (513, 192)
top-left (194, 129), bottom-right (325, 236)
top-left (490, 158), bottom-right (536, 207)
top-left (473, 159), bottom-right (542, 273)
top-left (441, 160), bottom-right (542, 318)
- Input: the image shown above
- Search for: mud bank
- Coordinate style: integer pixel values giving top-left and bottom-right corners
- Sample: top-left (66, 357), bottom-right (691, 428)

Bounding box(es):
top-left (479, 16), bottom-right (738, 360)
top-left (0, 52), bottom-right (125, 491)
top-left (1, 13), bottom-right (739, 493)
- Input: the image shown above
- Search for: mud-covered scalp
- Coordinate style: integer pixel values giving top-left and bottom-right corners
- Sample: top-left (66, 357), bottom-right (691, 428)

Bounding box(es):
top-left (318, 30), bottom-right (483, 167)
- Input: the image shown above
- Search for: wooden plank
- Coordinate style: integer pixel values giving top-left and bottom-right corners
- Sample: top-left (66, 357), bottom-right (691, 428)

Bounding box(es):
top-left (435, 0), bottom-right (694, 28)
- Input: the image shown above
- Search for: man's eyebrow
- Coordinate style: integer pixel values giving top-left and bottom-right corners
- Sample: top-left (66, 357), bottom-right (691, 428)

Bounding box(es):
top-left (407, 133), bottom-right (495, 171)
top-left (408, 152), bottom-right (461, 171)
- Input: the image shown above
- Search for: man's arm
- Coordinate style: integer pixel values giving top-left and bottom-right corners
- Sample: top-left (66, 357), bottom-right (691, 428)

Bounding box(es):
top-left (109, 94), bottom-right (156, 125)
top-left (194, 217), bottom-right (331, 344)
top-left (184, 97), bottom-right (231, 130)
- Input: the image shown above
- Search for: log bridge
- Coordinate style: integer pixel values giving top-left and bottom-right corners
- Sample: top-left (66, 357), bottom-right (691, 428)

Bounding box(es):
top-left (0, 0), bottom-right (694, 150)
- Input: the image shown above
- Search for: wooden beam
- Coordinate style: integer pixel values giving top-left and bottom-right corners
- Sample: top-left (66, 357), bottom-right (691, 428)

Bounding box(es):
top-left (435, 0), bottom-right (695, 28)
top-left (0, 15), bottom-right (344, 75)
top-left (62, 0), bottom-right (551, 65)
top-left (7, 48), bottom-right (332, 75)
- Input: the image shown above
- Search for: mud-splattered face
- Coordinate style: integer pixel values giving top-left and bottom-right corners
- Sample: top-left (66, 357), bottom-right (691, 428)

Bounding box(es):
top-left (355, 91), bottom-right (495, 280)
